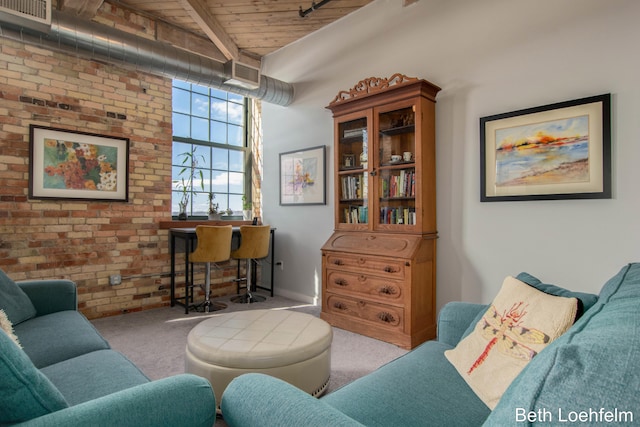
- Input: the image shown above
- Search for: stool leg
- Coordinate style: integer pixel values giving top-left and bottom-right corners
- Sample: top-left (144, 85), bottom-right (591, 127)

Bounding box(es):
top-left (203, 262), bottom-right (211, 312)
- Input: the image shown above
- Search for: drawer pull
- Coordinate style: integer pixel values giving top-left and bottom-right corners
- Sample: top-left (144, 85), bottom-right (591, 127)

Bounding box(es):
top-left (379, 285), bottom-right (397, 295)
top-left (333, 259), bottom-right (344, 266)
top-left (383, 266), bottom-right (396, 273)
top-left (333, 302), bottom-right (348, 311)
top-left (377, 312), bottom-right (396, 323)
top-left (334, 278), bottom-right (348, 286)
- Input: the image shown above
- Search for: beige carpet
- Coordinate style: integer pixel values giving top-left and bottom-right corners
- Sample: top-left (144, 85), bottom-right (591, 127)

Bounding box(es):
top-left (91, 291), bottom-right (408, 423)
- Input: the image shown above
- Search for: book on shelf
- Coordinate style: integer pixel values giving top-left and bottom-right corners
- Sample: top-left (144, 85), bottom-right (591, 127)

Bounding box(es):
top-left (379, 206), bottom-right (416, 225)
top-left (341, 174), bottom-right (367, 200)
top-left (380, 169), bottom-right (415, 198)
top-left (343, 205), bottom-right (368, 224)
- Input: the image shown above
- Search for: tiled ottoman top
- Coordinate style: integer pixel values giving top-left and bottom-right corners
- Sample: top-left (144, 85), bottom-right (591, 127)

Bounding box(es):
top-left (187, 309), bottom-right (333, 369)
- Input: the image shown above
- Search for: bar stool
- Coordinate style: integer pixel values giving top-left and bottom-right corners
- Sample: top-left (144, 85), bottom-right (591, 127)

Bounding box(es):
top-left (189, 225), bottom-right (233, 313)
top-left (230, 225), bottom-right (271, 304)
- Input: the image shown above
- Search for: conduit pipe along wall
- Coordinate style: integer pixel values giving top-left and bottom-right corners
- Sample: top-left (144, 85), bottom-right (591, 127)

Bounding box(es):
top-left (0, 9), bottom-right (294, 106)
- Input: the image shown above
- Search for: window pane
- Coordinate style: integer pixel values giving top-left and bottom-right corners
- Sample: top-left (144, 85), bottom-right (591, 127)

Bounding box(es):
top-left (228, 93), bottom-right (243, 103)
top-left (172, 141), bottom-right (192, 165)
top-left (210, 121), bottom-right (226, 144)
top-left (228, 124), bottom-right (243, 146)
top-left (212, 147), bottom-right (228, 169)
top-left (192, 84), bottom-right (208, 95)
top-left (229, 150), bottom-right (244, 172)
top-left (210, 98), bottom-right (227, 121)
top-left (228, 102), bottom-right (244, 125)
top-left (229, 194), bottom-right (242, 212)
top-left (192, 191), bottom-right (209, 216)
top-left (174, 80), bottom-right (190, 90)
top-left (191, 93), bottom-right (209, 118)
top-left (211, 89), bottom-right (227, 100)
top-left (211, 170), bottom-right (228, 193)
top-left (192, 117), bottom-right (209, 140)
top-left (229, 171), bottom-right (244, 193)
top-left (172, 88), bottom-right (190, 114)
top-left (172, 113), bottom-right (190, 138)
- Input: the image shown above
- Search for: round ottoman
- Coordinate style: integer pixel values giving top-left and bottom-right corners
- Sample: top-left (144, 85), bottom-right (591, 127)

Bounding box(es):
top-left (185, 309), bottom-right (332, 409)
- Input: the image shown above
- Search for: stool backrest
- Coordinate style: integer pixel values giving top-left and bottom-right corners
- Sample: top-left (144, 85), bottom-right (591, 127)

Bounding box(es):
top-left (189, 225), bottom-right (233, 263)
top-left (233, 225), bottom-right (271, 259)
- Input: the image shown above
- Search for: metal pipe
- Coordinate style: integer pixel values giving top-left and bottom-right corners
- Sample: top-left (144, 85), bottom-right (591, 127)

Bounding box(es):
top-left (0, 9), bottom-right (294, 106)
top-left (299, 0), bottom-right (333, 18)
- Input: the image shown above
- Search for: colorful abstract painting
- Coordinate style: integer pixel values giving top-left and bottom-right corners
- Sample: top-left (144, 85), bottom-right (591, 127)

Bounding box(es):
top-left (495, 115), bottom-right (589, 187)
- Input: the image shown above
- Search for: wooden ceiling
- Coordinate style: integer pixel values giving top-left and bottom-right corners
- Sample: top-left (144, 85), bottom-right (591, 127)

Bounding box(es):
top-left (60, 0), bottom-right (374, 67)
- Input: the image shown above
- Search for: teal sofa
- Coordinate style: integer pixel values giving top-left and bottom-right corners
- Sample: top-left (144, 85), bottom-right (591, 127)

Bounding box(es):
top-left (0, 270), bottom-right (216, 427)
top-left (221, 263), bottom-right (640, 426)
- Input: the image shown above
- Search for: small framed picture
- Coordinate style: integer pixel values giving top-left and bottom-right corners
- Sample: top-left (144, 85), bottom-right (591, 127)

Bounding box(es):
top-left (343, 154), bottom-right (356, 168)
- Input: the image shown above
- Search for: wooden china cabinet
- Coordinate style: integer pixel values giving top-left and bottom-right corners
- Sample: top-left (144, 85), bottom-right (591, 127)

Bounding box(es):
top-left (321, 74), bottom-right (441, 349)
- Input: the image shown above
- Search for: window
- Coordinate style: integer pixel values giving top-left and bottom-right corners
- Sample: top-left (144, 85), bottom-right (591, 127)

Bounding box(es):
top-left (171, 80), bottom-right (249, 217)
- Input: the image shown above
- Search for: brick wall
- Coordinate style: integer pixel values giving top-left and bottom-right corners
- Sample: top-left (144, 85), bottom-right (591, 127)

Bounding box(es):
top-left (0, 37), bottom-right (243, 319)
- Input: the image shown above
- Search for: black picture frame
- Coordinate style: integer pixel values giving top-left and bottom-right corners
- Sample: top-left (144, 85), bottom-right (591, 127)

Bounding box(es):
top-left (480, 94), bottom-right (611, 202)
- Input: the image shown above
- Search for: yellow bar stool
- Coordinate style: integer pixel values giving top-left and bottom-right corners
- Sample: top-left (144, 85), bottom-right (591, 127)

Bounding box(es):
top-left (189, 225), bottom-right (233, 312)
top-left (230, 225), bottom-right (271, 304)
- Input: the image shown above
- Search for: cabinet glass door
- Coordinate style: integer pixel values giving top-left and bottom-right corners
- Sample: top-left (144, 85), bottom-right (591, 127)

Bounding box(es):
top-left (337, 117), bottom-right (369, 226)
top-left (377, 105), bottom-right (416, 228)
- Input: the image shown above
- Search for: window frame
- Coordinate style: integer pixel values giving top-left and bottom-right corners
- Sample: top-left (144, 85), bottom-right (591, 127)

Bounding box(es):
top-left (171, 81), bottom-right (251, 219)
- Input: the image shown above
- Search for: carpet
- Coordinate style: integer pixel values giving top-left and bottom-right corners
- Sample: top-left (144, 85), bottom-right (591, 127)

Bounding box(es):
top-left (91, 292), bottom-right (408, 423)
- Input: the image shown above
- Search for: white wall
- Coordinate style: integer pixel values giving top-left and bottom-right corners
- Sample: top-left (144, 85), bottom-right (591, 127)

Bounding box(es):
top-left (260, 0), bottom-right (640, 307)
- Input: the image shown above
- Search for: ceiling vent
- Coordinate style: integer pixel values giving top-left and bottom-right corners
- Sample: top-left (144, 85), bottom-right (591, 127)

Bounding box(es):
top-left (224, 60), bottom-right (261, 90)
top-left (0, 0), bottom-right (50, 32)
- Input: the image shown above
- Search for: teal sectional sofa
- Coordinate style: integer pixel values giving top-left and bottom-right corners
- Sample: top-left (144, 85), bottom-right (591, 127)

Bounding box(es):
top-left (221, 263), bottom-right (640, 426)
top-left (0, 270), bottom-right (216, 427)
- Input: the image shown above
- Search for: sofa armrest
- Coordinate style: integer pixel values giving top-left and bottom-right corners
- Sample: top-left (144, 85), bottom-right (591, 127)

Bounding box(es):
top-left (17, 280), bottom-right (77, 315)
top-left (437, 301), bottom-right (488, 347)
top-left (221, 373), bottom-right (365, 427)
top-left (14, 374), bottom-right (216, 427)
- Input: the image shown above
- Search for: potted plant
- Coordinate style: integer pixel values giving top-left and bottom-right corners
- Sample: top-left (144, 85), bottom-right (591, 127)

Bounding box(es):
top-left (175, 146), bottom-right (204, 220)
top-left (208, 192), bottom-right (221, 220)
top-left (242, 195), bottom-right (252, 220)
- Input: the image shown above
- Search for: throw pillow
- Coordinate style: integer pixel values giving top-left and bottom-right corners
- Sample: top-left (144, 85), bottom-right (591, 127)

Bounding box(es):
top-left (460, 271), bottom-right (598, 340)
top-left (0, 269), bottom-right (37, 325)
top-left (445, 276), bottom-right (579, 409)
top-left (0, 322), bottom-right (68, 423)
top-left (0, 309), bottom-right (21, 348)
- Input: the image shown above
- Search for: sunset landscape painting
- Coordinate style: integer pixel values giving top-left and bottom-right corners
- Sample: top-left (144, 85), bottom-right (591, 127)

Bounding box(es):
top-left (495, 115), bottom-right (590, 187)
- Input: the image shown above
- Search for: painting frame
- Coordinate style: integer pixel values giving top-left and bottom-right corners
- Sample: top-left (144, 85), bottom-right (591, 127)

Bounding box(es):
top-left (480, 94), bottom-right (611, 202)
top-left (279, 145), bottom-right (326, 206)
top-left (29, 125), bottom-right (130, 201)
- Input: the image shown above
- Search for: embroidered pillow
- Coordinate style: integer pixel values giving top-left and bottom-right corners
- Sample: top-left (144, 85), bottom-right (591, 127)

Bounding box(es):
top-left (0, 269), bottom-right (37, 325)
top-left (0, 309), bottom-right (21, 348)
top-left (445, 276), bottom-right (578, 409)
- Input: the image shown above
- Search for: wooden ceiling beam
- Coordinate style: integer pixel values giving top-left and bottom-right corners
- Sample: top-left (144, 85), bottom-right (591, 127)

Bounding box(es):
top-left (175, 0), bottom-right (243, 62)
top-left (59, 0), bottom-right (105, 19)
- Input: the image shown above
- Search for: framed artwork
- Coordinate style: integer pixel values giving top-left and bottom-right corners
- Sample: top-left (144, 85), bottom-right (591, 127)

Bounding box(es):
top-left (480, 94), bottom-right (611, 202)
top-left (279, 145), bottom-right (326, 205)
top-left (29, 125), bottom-right (130, 201)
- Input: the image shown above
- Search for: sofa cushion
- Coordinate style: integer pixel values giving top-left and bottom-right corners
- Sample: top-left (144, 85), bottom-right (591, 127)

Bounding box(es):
top-left (0, 327), bottom-right (68, 424)
top-left (461, 271), bottom-right (598, 340)
top-left (0, 269), bottom-right (37, 325)
top-left (446, 276), bottom-right (578, 409)
top-left (14, 310), bottom-right (110, 368)
top-left (485, 263), bottom-right (640, 426)
top-left (41, 349), bottom-right (150, 406)
top-left (322, 340), bottom-right (491, 426)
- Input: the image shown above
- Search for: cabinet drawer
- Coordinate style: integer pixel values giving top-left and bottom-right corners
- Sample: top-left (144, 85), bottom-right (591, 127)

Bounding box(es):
top-left (326, 270), bottom-right (404, 304)
top-left (325, 253), bottom-right (405, 278)
top-left (325, 294), bottom-right (404, 332)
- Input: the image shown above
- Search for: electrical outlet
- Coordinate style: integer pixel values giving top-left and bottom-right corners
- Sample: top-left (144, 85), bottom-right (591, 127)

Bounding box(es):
top-left (276, 261), bottom-right (284, 271)
top-left (109, 274), bottom-right (122, 285)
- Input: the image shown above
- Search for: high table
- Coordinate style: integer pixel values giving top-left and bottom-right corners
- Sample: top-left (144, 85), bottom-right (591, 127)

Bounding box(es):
top-left (169, 227), bottom-right (276, 313)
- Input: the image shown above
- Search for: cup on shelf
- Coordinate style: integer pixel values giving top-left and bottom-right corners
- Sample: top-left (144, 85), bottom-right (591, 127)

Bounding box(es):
top-left (390, 154), bottom-right (402, 162)
top-left (403, 152), bottom-right (413, 161)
